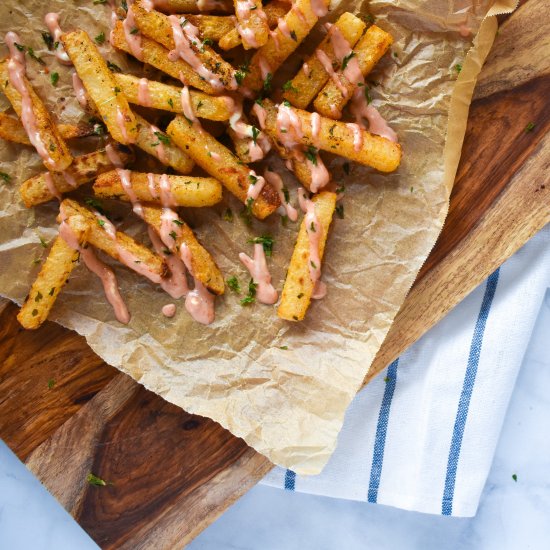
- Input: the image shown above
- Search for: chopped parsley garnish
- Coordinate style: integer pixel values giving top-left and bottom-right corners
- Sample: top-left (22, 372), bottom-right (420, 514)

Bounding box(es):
top-left (93, 0), bottom-right (108, 4)
top-left (222, 208), bottom-right (233, 222)
top-left (262, 72), bottom-right (273, 93)
top-left (304, 145), bottom-right (318, 165)
top-left (172, 219), bottom-right (184, 226)
top-left (335, 204), bottom-right (344, 219)
top-left (226, 275), bottom-right (241, 293)
top-left (297, 293), bottom-right (304, 299)
top-left (240, 197), bottom-right (254, 226)
top-left (336, 185), bottom-right (345, 194)
top-left (329, 124), bottom-right (336, 136)
top-left (341, 52), bottom-right (356, 70)
top-left (154, 131), bottom-right (171, 145)
top-left (512, 473), bottom-right (517, 482)
top-left (35, 291), bottom-right (43, 302)
top-left (282, 186), bottom-right (290, 203)
top-left (39, 236), bottom-right (48, 248)
top-left (48, 378), bottom-right (56, 389)
top-left (282, 99), bottom-right (291, 107)
top-left (251, 126), bottom-right (260, 145)
top-left (95, 32), bottom-right (106, 45)
top-left (0, 172), bottom-right (10, 183)
top-left (41, 31), bottom-right (54, 50)
top-left (364, 85), bottom-right (372, 104)
top-left (167, 97), bottom-right (174, 108)
top-left (235, 71), bottom-right (246, 85)
top-left (255, 98), bottom-right (263, 107)
top-left (525, 122), bottom-right (535, 132)
top-left (310, 260), bottom-right (317, 269)
top-left (282, 80), bottom-right (298, 93)
top-left (27, 47), bottom-right (45, 65)
top-left (97, 219), bottom-right (106, 228)
top-left (85, 197), bottom-right (106, 215)
top-left (248, 235), bottom-right (274, 256)
top-left (121, 0), bottom-right (128, 11)
top-left (197, 100), bottom-right (203, 109)
top-left (343, 162), bottom-right (350, 175)
top-left (249, 174), bottom-right (258, 185)
top-left (113, 86), bottom-right (121, 94)
top-left (279, 345), bottom-right (289, 350)
top-left (49, 143), bottom-right (56, 152)
top-left (309, 221), bottom-right (316, 232)
top-left (290, 30), bottom-right (297, 41)
top-left (50, 72), bottom-right (59, 87)
top-left (240, 279), bottom-right (257, 306)
top-left (454, 63), bottom-right (462, 74)
top-left (31, 309), bottom-right (38, 316)
top-left (14, 42), bottom-right (25, 52)
top-left (130, 27), bottom-right (139, 35)
top-left (384, 376), bottom-right (389, 383)
top-left (410, 186), bottom-right (414, 193)
top-left (48, 287), bottom-right (55, 296)
top-left (169, 231), bottom-right (177, 241)
top-left (87, 473), bottom-right (109, 486)
top-left (107, 61), bottom-right (122, 73)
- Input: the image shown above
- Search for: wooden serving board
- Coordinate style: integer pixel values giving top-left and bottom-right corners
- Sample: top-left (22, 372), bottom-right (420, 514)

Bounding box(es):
top-left (1, 2), bottom-right (548, 547)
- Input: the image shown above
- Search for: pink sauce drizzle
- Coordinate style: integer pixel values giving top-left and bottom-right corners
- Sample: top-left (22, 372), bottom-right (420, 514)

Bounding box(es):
top-left (302, 62), bottom-right (310, 77)
top-left (310, 112), bottom-right (321, 147)
top-left (246, 170), bottom-right (266, 201)
top-left (235, 0), bottom-right (267, 48)
top-left (258, 55), bottom-right (271, 80)
top-left (310, 0), bottom-right (328, 17)
top-left (162, 303), bottom-right (177, 317)
top-left (137, 77), bottom-right (152, 106)
top-left (292, 6), bottom-right (307, 24)
top-left (209, 151), bottom-right (221, 161)
top-left (180, 243), bottom-right (215, 325)
top-left (105, 143), bottom-right (125, 168)
top-left (5, 32), bottom-right (57, 170)
top-left (44, 13), bottom-right (72, 65)
top-left (197, 0), bottom-right (228, 10)
top-left (180, 85), bottom-right (200, 127)
top-left (147, 172), bottom-right (160, 199)
top-left (350, 87), bottom-right (398, 142)
top-left (239, 243), bottom-right (278, 305)
top-left (168, 16), bottom-right (229, 91)
top-left (72, 73), bottom-right (88, 108)
top-left (252, 102), bottom-right (267, 129)
top-left (346, 122), bottom-right (364, 151)
top-left (276, 102), bottom-right (303, 149)
top-left (278, 18), bottom-right (292, 39)
top-left (264, 169), bottom-right (298, 221)
top-left (307, 154), bottom-right (330, 193)
top-left (315, 49), bottom-right (348, 97)
top-left (44, 172), bottom-right (62, 201)
top-left (117, 168), bottom-right (143, 217)
top-left (62, 170), bottom-right (78, 188)
top-left (116, 107), bottom-right (134, 144)
top-left (159, 174), bottom-right (177, 207)
top-left (123, 2), bottom-right (144, 61)
top-left (59, 206), bottom-right (130, 324)
top-left (228, 97), bottom-right (270, 161)
top-left (150, 124), bottom-right (168, 164)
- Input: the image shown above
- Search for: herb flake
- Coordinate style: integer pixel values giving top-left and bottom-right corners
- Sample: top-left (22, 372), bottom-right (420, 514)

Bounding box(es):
top-left (226, 275), bottom-right (241, 293)
top-left (248, 235), bottom-right (274, 256)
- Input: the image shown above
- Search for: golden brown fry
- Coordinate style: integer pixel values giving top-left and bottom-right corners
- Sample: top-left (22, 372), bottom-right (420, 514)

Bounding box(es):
top-left (149, 0), bottom-right (234, 14)
top-left (141, 205), bottom-right (225, 295)
top-left (313, 25), bottom-right (394, 118)
top-left (59, 199), bottom-right (167, 280)
top-left (61, 30), bottom-right (138, 145)
top-left (260, 99), bottom-right (401, 172)
top-left (242, 0), bottom-right (329, 92)
top-left (166, 115), bottom-right (280, 219)
top-left (110, 20), bottom-right (218, 95)
top-left (132, 2), bottom-right (237, 90)
top-left (94, 170), bottom-right (223, 207)
top-left (0, 111), bottom-right (98, 145)
top-left (185, 14), bottom-right (236, 41)
top-left (114, 73), bottom-right (231, 121)
top-left (134, 113), bottom-right (194, 174)
top-left (233, 0), bottom-right (269, 50)
top-left (277, 191), bottom-right (336, 321)
top-left (283, 13), bottom-right (366, 109)
top-left (20, 144), bottom-right (133, 208)
top-left (219, 0), bottom-right (288, 50)
top-left (17, 215), bottom-right (89, 330)
top-left (0, 61), bottom-right (73, 172)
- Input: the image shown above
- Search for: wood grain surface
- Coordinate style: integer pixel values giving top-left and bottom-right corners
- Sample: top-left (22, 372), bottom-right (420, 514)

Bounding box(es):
top-left (0, 1), bottom-right (548, 547)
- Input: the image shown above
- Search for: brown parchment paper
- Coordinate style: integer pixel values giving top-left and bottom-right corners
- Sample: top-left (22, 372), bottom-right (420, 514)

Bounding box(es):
top-left (0, 0), bottom-right (516, 475)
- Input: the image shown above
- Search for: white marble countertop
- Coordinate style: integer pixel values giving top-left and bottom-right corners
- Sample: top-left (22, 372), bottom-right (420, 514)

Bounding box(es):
top-left (1, 289), bottom-right (548, 549)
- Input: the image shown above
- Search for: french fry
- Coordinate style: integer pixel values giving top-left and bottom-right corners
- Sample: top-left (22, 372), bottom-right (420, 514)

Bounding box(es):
top-left (219, 0), bottom-right (288, 50)
top-left (61, 30), bottom-right (138, 145)
top-left (0, 112), bottom-right (97, 145)
top-left (0, 61), bottom-right (73, 172)
top-left (17, 215), bottom-right (89, 329)
top-left (232, 0), bottom-right (269, 50)
top-left (166, 115), bottom-right (280, 219)
top-left (134, 113), bottom-right (195, 174)
top-left (313, 25), bottom-right (394, 118)
top-left (20, 144), bottom-right (133, 208)
top-left (148, 0), bottom-right (234, 14)
top-left (283, 12), bottom-right (366, 109)
top-left (110, 20), bottom-right (219, 95)
top-left (94, 170), bottom-right (223, 207)
top-left (132, 2), bottom-right (237, 90)
top-left (260, 99), bottom-right (401, 172)
top-left (277, 191), bottom-right (336, 321)
top-left (242, 0), bottom-right (329, 92)
top-left (141, 205), bottom-right (225, 295)
top-left (227, 111), bottom-right (271, 164)
top-left (185, 14), bottom-right (236, 41)
top-left (59, 199), bottom-right (167, 280)
top-left (114, 74), bottom-right (231, 121)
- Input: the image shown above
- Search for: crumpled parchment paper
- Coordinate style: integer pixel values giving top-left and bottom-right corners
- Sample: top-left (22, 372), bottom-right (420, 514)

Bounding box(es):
top-left (0, 0), bottom-right (516, 474)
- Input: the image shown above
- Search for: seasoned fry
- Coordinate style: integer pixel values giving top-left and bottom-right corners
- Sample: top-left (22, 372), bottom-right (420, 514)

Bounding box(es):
top-left (283, 12), bottom-right (366, 109)
top-left (242, 0), bottom-right (329, 92)
top-left (260, 99), bottom-right (401, 172)
top-left (17, 215), bottom-right (89, 329)
top-left (0, 60), bottom-right (72, 172)
top-left (313, 25), bottom-right (394, 118)
top-left (148, 0), bottom-right (234, 14)
top-left (114, 74), bottom-right (231, 121)
top-left (166, 115), bottom-right (280, 219)
top-left (94, 170), bottom-right (222, 207)
top-left (132, 2), bottom-right (237, 91)
top-left (20, 144), bottom-right (133, 208)
top-left (134, 113), bottom-right (194, 174)
top-left (278, 191), bottom-right (336, 321)
top-left (59, 199), bottom-right (167, 280)
top-left (233, 0), bottom-right (269, 50)
top-left (141, 205), bottom-right (225, 295)
top-left (61, 30), bottom-right (138, 145)
top-left (219, 0), bottom-right (288, 51)
top-left (0, 112), bottom-right (97, 145)
top-left (184, 14), bottom-right (236, 41)
top-left (110, 20), bottom-right (219, 95)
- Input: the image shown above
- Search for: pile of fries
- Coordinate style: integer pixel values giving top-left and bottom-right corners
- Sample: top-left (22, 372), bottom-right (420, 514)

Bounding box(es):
top-left (2, 0), bottom-right (401, 329)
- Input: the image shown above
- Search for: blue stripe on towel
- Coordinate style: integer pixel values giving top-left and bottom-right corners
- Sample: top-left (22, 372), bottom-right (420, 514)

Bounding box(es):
top-left (442, 269), bottom-right (500, 515)
top-left (284, 469), bottom-right (296, 491)
top-left (368, 359), bottom-right (400, 503)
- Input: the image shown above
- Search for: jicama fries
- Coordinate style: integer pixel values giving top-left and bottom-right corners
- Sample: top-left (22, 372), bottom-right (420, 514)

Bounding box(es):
top-left (94, 171), bottom-right (222, 208)
top-left (167, 115), bottom-right (280, 219)
top-left (114, 74), bottom-right (232, 121)
top-left (283, 12), bottom-right (366, 109)
top-left (278, 191), bottom-right (336, 321)
top-left (233, 0), bottom-right (269, 50)
top-left (17, 215), bottom-right (89, 329)
top-left (313, 25), bottom-right (394, 118)
top-left (20, 145), bottom-right (133, 207)
top-left (61, 30), bottom-right (139, 145)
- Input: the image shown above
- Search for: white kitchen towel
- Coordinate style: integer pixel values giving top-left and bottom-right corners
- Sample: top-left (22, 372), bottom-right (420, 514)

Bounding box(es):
top-left (262, 223), bottom-right (550, 517)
